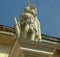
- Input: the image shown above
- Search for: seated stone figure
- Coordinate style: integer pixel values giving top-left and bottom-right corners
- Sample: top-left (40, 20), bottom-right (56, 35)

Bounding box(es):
top-left (14, 3), bottom-right (42, 41)
top-left (25, 4), bottom-right (41, 41)
top-left (20, 4), bottom-right (42, 41)
top-left (20, 13), bottom-right (35, 40)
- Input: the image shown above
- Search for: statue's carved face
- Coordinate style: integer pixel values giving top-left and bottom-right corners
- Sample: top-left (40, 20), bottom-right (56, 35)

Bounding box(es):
top-left (21, 13), bottom-right (35, 24)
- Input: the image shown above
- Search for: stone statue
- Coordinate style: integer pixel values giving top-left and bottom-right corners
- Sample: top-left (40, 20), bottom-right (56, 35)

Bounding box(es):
top-left (14, 3), bottom-right (42, 41)
top-left (20, 13), bottom-right (35, 40)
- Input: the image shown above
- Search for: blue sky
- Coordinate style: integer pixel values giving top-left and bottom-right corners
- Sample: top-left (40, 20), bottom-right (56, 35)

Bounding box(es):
top-left (0, 0), bottom-right (60, 38)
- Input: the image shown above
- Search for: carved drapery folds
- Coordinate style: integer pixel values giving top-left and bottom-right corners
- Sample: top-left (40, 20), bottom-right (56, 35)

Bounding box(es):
top-left (14, 3), bottom-right (42, 41)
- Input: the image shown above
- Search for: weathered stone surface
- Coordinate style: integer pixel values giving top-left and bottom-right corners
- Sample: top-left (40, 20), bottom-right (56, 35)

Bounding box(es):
top-left (14, 3), bottom-right (42, 41)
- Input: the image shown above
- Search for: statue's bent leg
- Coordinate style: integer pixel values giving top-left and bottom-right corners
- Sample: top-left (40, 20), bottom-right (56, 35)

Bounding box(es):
top-left (31, 33), bottom-right (35, 41)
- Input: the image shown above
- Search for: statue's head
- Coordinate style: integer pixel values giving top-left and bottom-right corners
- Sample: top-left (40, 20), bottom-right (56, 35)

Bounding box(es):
top-left (20, 13), bottom-right (34, 24)
top-left (24, 3), bottom-right (37, 16)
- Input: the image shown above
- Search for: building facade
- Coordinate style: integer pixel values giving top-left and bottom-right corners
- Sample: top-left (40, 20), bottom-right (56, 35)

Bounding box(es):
top-left (0, 3), bottom-right (60, 57)
top-left (0, 25), bottom-right (60, 57)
